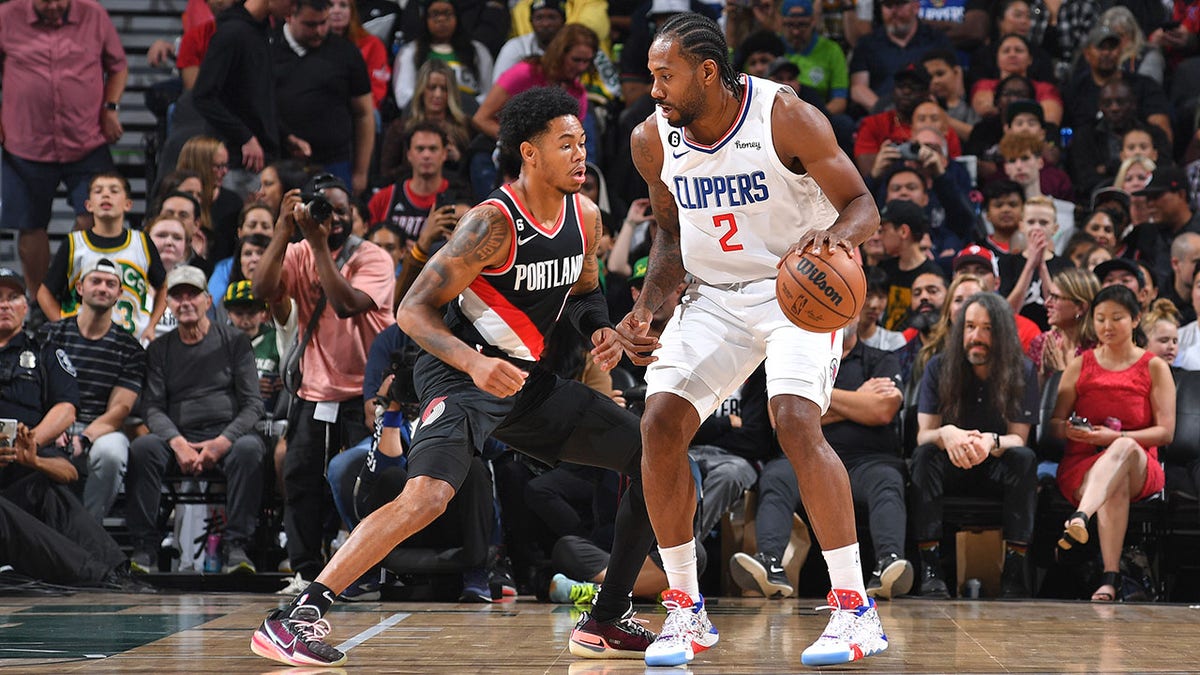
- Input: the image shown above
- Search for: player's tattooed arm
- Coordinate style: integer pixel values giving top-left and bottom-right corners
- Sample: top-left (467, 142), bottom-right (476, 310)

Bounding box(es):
top-left (629, 118), bottom-right (686, 316)
top-left (570, 197), bottom-right (605, 295)
top-left (397, 204), bottom-right (512, 375)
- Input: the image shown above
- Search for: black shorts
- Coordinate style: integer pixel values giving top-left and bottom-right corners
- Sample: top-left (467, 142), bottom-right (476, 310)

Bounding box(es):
top-left (408, 351), bottom-right (642, 491)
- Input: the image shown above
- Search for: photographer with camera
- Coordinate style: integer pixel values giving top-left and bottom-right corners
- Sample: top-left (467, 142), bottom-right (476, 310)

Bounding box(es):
top-left (253, 173), bottom-right (396, 590)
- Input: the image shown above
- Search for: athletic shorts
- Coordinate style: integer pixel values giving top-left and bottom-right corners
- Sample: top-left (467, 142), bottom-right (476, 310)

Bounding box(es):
top-left (645, 277), bottom-right (842, 419)
top-left (407, 351), bottom-right (642, 491)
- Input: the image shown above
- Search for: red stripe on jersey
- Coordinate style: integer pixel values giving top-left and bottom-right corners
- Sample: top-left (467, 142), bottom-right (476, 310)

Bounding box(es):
top-left (466, 277), bottom-right (546, 358)
top-left (479, 199), bottom-right (519, 275)
top-left (503, 184), bottom-right (565, 238)
top-left (682, 76), bottom-right (753, 151)
top-left (575, 193), bottom-right (589, 251)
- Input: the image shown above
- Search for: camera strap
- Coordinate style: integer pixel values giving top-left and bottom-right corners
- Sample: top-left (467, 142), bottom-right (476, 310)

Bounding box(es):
top-left (282, 235), bottom-right (365, 396)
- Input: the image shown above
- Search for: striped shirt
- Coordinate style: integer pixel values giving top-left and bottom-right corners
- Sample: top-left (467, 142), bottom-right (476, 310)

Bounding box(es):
top-left (38, 318), bottom-right (145, 424)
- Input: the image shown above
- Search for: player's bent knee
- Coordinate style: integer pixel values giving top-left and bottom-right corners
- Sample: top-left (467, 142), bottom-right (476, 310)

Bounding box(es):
top-left (392, 475), bottom-right (455, 523)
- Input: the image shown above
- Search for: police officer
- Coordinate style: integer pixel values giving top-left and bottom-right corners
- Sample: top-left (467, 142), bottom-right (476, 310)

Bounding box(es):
top-left (0, 267), bottom-right (129, 585)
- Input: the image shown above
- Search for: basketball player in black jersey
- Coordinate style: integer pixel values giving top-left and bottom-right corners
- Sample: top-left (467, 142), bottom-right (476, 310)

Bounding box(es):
top-left (251, 87), bottom-right (662, 668)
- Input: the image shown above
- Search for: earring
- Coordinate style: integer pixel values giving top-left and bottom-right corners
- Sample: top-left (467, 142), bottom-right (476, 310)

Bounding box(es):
top-left (1074, 313), bottom-right (1081, 320)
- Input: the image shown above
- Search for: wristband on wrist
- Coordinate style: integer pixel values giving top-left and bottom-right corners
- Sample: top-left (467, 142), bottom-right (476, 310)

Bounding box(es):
top-left (409, 243), bottom-right (429, 263)
top-left (382, 410), bottom-right (405, 428)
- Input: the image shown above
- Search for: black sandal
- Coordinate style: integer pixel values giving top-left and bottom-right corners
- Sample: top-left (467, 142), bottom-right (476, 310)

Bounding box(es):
top-left (1091, 571), bottom-right (1121, 602)
top-left (1058, 511), bottom-right (1090, 550)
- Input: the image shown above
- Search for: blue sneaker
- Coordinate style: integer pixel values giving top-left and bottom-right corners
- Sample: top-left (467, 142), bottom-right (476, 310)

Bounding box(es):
top-left (460, 567), bottom-right (493, 603)
top-left (800, 589), bottom-right (888, 667)
top-left (339, 569), bottom-right (384, 602)
top-left (643, 589), bottom-right (719, 666)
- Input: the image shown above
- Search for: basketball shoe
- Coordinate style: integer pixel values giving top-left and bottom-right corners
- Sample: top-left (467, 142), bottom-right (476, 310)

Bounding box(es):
top-left (729, 551), bottom-right (794, 598)
top-left (643, 589), bottom-right (719, 666)
top-left (250, 605), bottom-right (347, 667)
top-left (569, 604), bottom-right (657, 659)
top-left (800, 589), bottom-right (888, 667)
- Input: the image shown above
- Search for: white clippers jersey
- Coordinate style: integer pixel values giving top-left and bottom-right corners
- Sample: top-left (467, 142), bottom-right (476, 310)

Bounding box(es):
top-left (656, 75), bottom-right (839, 285)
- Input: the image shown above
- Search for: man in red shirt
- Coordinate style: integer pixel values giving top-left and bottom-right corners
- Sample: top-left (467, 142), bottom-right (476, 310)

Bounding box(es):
top-left (0, 0), bottom-right (128, 295)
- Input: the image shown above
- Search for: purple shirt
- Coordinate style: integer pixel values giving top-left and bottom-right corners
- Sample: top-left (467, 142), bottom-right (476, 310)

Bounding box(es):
top-left (0, 0), bottom-right (127, 162)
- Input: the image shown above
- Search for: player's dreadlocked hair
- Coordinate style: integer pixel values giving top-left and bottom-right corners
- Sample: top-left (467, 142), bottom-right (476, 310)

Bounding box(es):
top-left (656, 12), bottom-right (745, 100)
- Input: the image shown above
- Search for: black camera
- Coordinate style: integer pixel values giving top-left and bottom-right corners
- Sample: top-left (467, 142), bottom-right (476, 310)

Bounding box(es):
top-left (300, 191), bottom-right (334, 223)
top-left (898, 141), bottom-right (922, 161)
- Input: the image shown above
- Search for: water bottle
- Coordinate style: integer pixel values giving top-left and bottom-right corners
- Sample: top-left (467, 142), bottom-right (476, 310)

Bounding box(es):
top-left (964, 578), bottom-right (982, 599)
top-left (1059, 126), bottom-right (1073, 149)
top-left (203, 533), bottom-right (222, 573)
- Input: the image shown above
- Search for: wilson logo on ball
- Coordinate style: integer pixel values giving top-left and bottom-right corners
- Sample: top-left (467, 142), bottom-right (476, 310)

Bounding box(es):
top-left (793, 257), bottom-right (845, 306)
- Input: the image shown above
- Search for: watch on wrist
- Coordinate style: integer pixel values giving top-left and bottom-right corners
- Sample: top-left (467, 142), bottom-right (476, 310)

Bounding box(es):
top-left (103, 102), bottom-right (120, 112)
top-left (993, 432), bottom-right (1001, 450)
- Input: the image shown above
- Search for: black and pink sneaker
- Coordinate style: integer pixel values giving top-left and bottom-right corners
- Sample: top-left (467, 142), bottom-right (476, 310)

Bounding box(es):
top-left (250, 606), bottom-right (347, 667)
top-left (569, 605), bottom-right (657, 659)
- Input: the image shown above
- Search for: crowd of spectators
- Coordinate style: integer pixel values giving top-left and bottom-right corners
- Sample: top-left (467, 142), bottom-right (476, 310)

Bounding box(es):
top-left (1, 0), bottom-right (1200, 603)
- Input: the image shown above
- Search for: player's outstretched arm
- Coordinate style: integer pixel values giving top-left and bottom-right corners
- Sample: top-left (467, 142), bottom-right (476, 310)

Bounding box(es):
top-left (566, 197), bottom-right (655, 370)
top-left (614, 117), bottom-right (681, 365)
top-left (772, 91), bottom-right (880, 259)
top-left (396, 204), bottom-right (528, 398)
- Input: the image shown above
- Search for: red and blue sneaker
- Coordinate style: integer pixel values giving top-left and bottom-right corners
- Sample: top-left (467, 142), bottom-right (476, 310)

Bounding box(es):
top-left (250, 606), bottom-right (347, 667)
top-left (800, 589), bottom-right (888, 667)
top-left (643, 589), bottom-right (719, 666)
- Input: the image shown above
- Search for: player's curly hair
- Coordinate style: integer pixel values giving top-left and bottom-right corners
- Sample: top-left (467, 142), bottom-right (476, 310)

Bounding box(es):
top-left (497, 86), bottom-right (581, 162)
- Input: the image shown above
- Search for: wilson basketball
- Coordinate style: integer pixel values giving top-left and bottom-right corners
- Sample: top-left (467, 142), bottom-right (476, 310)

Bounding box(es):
top-left (776, 247), bottom-right (865, 332)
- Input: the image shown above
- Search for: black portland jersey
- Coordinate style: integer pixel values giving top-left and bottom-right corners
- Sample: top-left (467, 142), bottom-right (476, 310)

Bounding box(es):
top-left (447, 184), bottom-right (587, 361)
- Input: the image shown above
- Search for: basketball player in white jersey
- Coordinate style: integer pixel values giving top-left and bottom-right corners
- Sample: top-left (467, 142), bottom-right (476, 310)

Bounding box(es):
top-left (616, 12), bottom-right (889, 668)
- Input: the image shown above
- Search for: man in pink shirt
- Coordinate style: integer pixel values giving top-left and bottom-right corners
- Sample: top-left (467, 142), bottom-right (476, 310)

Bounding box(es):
top-left (254, 173), bottom-right (395, 584)
top-left (0, 0), bottom-right (128, 295)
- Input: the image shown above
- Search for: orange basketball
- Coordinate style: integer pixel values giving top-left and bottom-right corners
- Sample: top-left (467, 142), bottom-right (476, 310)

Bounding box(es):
top-left (776, 247), bottom-right (865, 332)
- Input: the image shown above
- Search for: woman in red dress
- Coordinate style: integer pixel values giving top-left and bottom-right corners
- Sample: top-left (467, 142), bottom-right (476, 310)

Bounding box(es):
top-left (1050, 285), bottom-right (1175, 601)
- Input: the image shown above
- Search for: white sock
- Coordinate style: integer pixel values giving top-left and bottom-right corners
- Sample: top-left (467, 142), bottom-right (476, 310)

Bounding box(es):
top-left (822, 542), bottom-right (867, 600)
top-left (658, 540), bottom-right (701, 602)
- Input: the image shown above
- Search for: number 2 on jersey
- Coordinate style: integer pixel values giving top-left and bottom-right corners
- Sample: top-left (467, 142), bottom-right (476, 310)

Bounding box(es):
top-left (713, 213), bottom-right (743, 252)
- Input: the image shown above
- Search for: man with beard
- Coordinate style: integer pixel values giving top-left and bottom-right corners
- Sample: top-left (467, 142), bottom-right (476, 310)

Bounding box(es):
top-left (847, 0), bottom-right (949, 116)
top-left (253, 173), bottom-right (395, 587)
top-left (621, 12), bottom-right (887, 667)
top-left (1062, 25), bottom-right (1171, 140)
top-left (895, 269), bottom-right (947, 385)
top-left (1130, 167), bottom-right (1200, 283)
top-left (910, 291), bottom-right (1039, 598)
top-left (38, 259), bottom-right (145, 523)
top-left (878, 200), bottom-right (942, 330)
top-left (854, 66), bottom-right (954, 178)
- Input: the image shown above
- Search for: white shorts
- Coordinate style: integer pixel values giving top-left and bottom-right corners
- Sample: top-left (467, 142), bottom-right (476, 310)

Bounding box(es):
top-left (645, 278), bottom-right (843, 419)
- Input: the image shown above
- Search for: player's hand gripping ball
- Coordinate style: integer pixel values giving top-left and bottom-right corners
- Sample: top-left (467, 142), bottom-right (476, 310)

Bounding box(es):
top-left (776, 246), bottom-right (866, 332)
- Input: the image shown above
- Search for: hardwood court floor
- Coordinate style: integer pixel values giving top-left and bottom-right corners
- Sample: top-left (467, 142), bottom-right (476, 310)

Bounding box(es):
top-left (3, 592), bottom-right (1200, 673)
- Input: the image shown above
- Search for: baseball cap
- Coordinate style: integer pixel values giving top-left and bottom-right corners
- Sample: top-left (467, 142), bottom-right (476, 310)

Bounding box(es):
top-left (79, 257), bottom-right (121, 283)
top-left (1133, 166), bottom-right (1188, 197)
top-left (223, 279), bottom-right (263, 308)
top-left (880, 199), bottom-right (929, 236)
top-left (892, 63), bottom-right (930, 88)
top-left (166, 265), bottom-right (208, 293)
top-left (629, 256), bottom-right (649, 286)
top-left (781, 0), bottom-right (813, 16)
top-left (1086, 24), bottom-right (1121, 48)
top-left (1091, 186), bottom-right (1132, 212)
top-left (767, 56), bottom-right (800, 79)
top-left (0, 268), bottom-right (25, 294)
top-left (1004, 98), bottom-right (1044, 126)
top-left (953, 244), bottom-right (999, 277)
top-left (1094, 258), bottom-right (1145, 288)
top-left (529, 0), bottom-right (566, 17)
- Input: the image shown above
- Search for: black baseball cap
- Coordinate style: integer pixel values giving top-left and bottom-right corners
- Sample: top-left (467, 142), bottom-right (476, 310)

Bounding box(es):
top-left (893, 63), bottom-right (930, 88)
top-left (1004, 98), bottom-right (1044, 126)
top-left (0, 268), bottom-right (25, 294)
top-left (1094, 257), bottom-right (1145, 289)
top-left (1133, 166), bottom-right (1188, 197)
top-left (1091, 186), bottom-right (1132, 212)
top-left (880, 199), bottom-right (929, 236)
